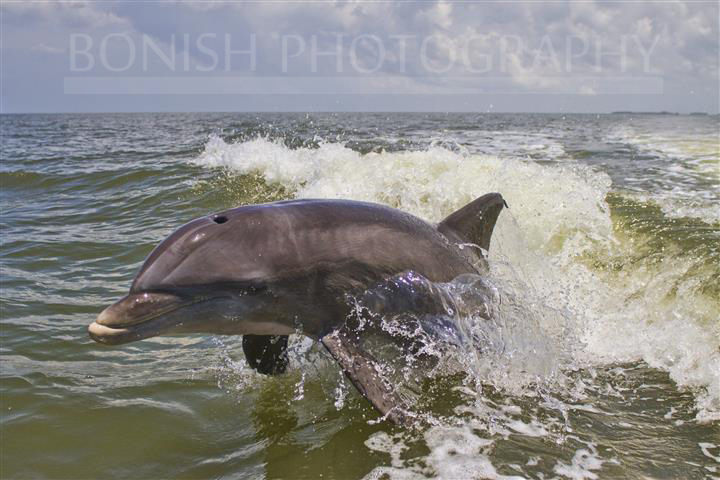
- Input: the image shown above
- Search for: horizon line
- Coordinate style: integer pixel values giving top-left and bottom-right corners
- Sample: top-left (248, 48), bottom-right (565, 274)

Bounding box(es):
top-left (0, 110), bottom-right (714, 115)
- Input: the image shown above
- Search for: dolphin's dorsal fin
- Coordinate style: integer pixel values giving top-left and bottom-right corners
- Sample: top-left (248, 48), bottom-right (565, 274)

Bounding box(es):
top-left (321, 328), bottom-right (411, 425)
top-left (242, 335), bottom-right (289, 375)
top-left (437, 193), bottom-right (507, 251)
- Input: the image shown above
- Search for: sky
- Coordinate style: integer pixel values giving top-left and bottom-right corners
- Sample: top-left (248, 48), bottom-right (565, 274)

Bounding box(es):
top-left (1, 1), bottom-right (718, 113)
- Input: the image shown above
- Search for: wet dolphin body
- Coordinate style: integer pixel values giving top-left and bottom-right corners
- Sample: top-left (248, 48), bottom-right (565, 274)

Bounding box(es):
top-left (89, 194), bottom-right (506, 423)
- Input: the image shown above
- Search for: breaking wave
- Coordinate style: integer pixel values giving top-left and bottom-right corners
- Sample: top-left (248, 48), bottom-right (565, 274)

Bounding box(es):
top-left (196, 133), bottom-right (718, 477)
top-left (196, 134), bottom-right (719, 420)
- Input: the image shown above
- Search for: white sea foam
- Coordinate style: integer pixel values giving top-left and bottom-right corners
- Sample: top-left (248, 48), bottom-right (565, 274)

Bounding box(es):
top-left (553, 446), bottom-right (605, 480)
top-left (468, 130), bottom-right (568, 161)
top-left (606, 125), bottom-right (720, 224)
top-left (364, 428), bottom-right (524, 480)
top-left (196, 135), bottom-right (719, 419)
top-left (195, 135), bottom-right (719, 474)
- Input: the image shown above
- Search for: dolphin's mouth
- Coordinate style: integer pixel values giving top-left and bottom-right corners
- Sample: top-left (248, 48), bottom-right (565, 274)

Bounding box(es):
top-left (88, 319), bottom-right (172, 345)
top-left (88, 292), bottom-right (205, 345)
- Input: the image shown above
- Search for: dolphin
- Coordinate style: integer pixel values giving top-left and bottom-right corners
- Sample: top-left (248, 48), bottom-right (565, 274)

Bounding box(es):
top-left (89, 194), bottom-right (506, 423)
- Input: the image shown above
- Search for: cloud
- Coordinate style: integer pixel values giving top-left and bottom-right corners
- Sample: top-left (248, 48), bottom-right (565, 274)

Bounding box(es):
top-left (2, 1), bottom-right (129, 29)
top-left (1, 1), bottom-right (717, 112)
top-left (30, 43), bottom-right (66, 54)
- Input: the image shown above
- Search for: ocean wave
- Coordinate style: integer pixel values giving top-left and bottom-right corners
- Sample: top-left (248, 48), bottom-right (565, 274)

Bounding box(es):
top-left (605, 124), bottom-right (720, 224)
top-left (193, 135), bottom-right (719, 424)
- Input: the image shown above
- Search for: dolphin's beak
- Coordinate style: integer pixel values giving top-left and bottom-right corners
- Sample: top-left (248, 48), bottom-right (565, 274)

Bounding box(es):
top-left (89, 292), bottom-right (191, 345)
top-left (96, 292), bottom-right (189, 327)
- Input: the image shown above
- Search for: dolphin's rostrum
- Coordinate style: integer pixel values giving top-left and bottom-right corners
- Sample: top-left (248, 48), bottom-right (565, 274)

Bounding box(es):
top-left (89, 194), bottom-right (506, 424)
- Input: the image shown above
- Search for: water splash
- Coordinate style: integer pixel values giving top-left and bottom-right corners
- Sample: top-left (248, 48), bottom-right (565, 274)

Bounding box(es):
top-left (195, 134), bottom-right (719, 423)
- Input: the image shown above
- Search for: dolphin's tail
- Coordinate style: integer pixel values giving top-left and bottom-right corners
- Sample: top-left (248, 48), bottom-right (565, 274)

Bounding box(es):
top-left (437, 193), bottom-right (507, 251)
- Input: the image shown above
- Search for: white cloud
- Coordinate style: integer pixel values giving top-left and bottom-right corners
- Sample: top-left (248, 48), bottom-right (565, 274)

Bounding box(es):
top-left (415, 1), bottom-right (453, 30)
top-left (31, 43), bottom-right (65, 55)
top-left (1, 0), bottom-right (717, 112)
top-left (2, 1), bottom-right (129, 29)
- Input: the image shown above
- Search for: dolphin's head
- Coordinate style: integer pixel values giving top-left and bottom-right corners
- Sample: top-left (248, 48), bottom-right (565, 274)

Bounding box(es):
top-left (88, 211), bottom-right (292, 345)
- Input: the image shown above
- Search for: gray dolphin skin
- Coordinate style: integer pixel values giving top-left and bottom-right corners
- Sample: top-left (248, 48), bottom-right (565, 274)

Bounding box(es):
top-left (89, 194), bottom-right (506, 424)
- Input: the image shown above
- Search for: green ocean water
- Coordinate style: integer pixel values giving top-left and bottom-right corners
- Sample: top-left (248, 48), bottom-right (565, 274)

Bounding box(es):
top-left (1, 113), bottom-right (719, 479)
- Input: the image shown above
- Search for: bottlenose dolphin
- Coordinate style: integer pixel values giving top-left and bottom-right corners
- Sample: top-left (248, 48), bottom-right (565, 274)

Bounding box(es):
top-left (89, 194), bottom-right (506, 423)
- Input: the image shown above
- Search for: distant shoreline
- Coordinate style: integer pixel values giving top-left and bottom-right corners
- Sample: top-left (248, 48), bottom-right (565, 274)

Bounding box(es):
top-left (612, 111), bottom-right (709, 116)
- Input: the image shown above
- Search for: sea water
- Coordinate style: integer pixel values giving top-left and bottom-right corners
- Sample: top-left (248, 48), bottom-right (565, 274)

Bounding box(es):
top-left (1, 112), bottom-right (718, 478)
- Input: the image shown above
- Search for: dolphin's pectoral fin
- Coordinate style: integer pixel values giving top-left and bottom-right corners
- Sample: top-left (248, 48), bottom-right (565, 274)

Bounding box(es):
top-left (321, 328), bottom-right (411, 425)
top-left (242, 335), bottom-right (289, 375)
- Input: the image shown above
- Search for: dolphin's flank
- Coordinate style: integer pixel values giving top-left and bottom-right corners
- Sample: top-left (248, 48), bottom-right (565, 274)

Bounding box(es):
top-left (89, 194), bottom-right (506, 424)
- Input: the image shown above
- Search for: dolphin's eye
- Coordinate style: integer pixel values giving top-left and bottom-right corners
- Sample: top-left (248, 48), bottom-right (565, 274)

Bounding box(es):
top-left (213, 215), bottom-right (228, 224)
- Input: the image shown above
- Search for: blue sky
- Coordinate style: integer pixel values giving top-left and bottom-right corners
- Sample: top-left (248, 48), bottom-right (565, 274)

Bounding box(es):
top-left (1, 1), bottom-right (718, 113)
